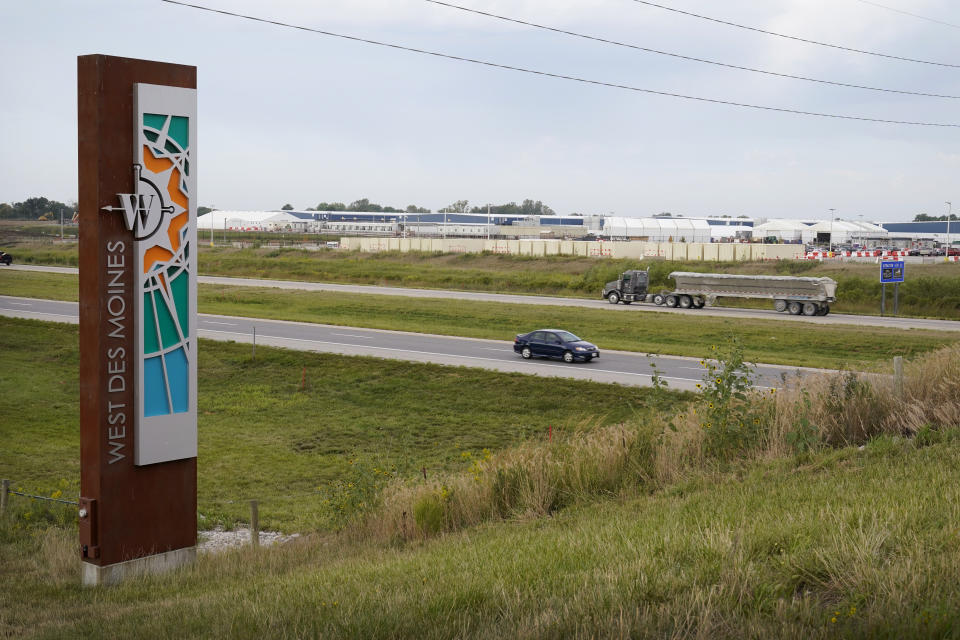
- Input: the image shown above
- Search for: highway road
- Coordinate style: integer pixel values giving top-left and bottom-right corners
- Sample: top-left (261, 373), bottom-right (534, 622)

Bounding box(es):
top-left (0, 295), bottom-right (813, 391)
top-left (6, 264), bottom-right (960, 332)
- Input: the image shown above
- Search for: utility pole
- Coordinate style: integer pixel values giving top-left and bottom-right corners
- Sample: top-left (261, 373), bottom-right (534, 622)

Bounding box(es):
top-left (829, 208), bottom-right (836, 253)
top-left (60, 208), bottom-right (64, 240)
top-left (487, 203), bottom-right (491, 240)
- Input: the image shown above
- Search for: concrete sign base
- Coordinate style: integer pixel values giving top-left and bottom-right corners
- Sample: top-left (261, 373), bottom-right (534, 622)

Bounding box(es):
top-left (82, 547), bottom-right (196, 587)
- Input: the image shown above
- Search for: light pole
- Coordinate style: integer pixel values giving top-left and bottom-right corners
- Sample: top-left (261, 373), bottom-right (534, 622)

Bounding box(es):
top-left (486, 203), bottom-right (491, 241)
top-left (947, 201), bottom-right (953, 255)
top-left (829, 208), bottom-right (836, 253)
top-left (858, 214), bottom-right (863, 248)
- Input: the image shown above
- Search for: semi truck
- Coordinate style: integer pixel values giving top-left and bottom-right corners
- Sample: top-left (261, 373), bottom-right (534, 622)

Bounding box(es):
top-left (602, 269), bottom-right (837, 316)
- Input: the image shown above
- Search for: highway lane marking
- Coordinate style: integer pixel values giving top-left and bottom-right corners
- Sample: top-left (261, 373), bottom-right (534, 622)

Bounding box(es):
top-left (332, 333), bottom-right (375, 339)
top-left (202, 321), bottom-right (238, 326)
top-left (198, 328), bottom-right (705, 384)
top-left (0, 310), bottom-right (79, 322)
top-left (7, 301), bottom-right (33, 306)
top-left (481, 347), bottom-right (513, 352)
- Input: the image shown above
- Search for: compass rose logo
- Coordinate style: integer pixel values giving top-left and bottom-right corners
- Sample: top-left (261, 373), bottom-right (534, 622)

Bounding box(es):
top-left (102, 164), bottom-right (175, 242)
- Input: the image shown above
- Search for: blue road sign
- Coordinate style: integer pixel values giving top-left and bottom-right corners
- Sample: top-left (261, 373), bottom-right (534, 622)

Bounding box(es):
top-left (880, 260), bottom-right (905, 283)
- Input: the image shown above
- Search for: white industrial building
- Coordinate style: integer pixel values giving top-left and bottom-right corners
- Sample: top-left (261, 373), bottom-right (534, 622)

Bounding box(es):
top-left (197, 210), bottom-right (309, 232)
top-left (804, 220), bottom-right (888, 245)
top-left (753, 218), bottom-right (888, 245)
top-left (752, 219), bottom-right (809, 243)
top-left (602, 217), bottom-right (711, 243)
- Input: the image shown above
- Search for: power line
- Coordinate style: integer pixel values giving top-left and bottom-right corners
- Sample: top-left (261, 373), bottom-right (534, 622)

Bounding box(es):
top-left (426, 0), bottom-right (960, 99)
top-left (629, 0), bottom-right (960, 68)
top-left (159, 0), bottom-right (960, 128)
top-left (851, 0), bottom-right (960, 30)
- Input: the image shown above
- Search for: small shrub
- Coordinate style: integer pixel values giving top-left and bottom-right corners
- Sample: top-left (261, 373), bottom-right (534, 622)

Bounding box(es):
top-left (696, 338), bottom-right (766, 459)
top-left (412, 492), bottom-right (445, 535)
top-left (785, 390), bottom-right (819, 454)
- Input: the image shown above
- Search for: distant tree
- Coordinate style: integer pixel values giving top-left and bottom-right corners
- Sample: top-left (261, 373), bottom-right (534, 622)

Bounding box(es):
top-left (347, 198), bottom-right (384, 212)
top-left (439, 200), bottom-right (470, 213)
top-left (382, 206), bottom-right (401, 213)
top-left (736, 215), bottom-right (749, 218)
top-left (405, 204), bottom-right (430, 213)
top-left (316, 202), bottom-right (346, 211)
top-left (281, 204), bottom-right (294, 210)
top-left (654, 212), bottom-right (673, 218)
top-left (519, 199), bottom-right (555, 216)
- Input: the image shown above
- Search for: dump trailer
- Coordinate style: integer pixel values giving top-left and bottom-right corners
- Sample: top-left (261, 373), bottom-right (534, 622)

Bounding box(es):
top-left (602, 270), bottom-right (837, 316)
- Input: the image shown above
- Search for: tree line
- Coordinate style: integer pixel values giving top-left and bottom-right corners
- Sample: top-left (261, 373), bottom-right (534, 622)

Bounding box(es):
top-left (281, 198), bottom-right (557, 216)
top-left (0, 197), bottom-right (77, 220)
top-left (437, 199), bottom-right (555, 217)
top-left (280, 199), bottom-right (430, 214)
top-left (914, 213), bottom-right (959, 222)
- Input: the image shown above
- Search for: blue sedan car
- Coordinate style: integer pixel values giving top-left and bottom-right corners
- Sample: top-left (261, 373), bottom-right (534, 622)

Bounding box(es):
top-left (514, 329), bottom-right (600, 363)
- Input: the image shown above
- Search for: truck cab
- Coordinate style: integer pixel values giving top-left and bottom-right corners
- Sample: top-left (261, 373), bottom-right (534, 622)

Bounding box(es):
top-left (603, 269), bottom-right (649, 304)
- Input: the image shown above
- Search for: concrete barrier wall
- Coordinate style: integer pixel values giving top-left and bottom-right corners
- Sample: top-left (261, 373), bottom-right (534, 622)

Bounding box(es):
top-left (339, 237), bottom-right (806, 261)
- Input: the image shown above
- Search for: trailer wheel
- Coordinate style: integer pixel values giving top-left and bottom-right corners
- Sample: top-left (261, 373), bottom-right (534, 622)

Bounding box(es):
top-left (802, 302), bottom-right (818, 316)
top-left (774, 299), bottom-right (787, 313)
top-left (607, 291), bottom-right (620, 305)
top-left (693, 297), bottom-right (705, 308)
top-left (787, 301), bottom-right (802, 315)
top-left (679, 295), bottom-right (693, 309)
top-left (819, 305), bottom-right (830, 316)
top-left (652, 293), bottom-right (665, 305)
top-left (665, 295), bottom-right (678, 308)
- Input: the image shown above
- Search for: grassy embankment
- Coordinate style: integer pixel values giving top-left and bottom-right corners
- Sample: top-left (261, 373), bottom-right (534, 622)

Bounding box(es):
top-left (2, 268), bottom-right (958, 371)
top-left (4, 317), bottom-right (960, 636)
top-left (5, 242), bottom-right (960, 319)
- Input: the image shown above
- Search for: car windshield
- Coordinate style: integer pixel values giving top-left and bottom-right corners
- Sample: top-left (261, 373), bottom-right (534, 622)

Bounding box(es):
top-left (555, 331), bottom-right (581, 342)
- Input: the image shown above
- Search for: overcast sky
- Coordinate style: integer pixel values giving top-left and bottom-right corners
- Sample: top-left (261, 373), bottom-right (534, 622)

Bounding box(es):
top-left (1, 0), bottom-right (957, 221)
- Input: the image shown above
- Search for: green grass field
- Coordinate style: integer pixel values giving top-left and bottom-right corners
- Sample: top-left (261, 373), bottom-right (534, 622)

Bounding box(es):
top-left (0, 316), bottom-right (669, 531)
top-left (2, 269), bottom-right (958, 370)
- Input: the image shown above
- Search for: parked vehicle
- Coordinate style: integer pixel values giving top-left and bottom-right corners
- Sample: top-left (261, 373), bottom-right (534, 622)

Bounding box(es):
top-left (602, 269), bottom-right (837, 316)
top-left (0, 251), bottom-right (12, 266)
top-left (514, 329), bottom-right (599, 363)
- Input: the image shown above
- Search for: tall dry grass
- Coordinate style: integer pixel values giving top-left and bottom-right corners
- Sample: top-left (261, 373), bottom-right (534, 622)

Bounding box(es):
top-left (361, 421), bottom-right (655, 542)
top-left (767, 342), bottom-right (960, 448)
top-left (361, 343), bottom-right (960, 543)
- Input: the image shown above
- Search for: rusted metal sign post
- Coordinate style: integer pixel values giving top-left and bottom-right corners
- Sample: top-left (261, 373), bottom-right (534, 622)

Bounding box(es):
top-left (78, 54), bottom-right (198, 586)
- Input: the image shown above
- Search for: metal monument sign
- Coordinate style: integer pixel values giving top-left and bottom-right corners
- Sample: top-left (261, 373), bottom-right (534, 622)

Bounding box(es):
top-left (78, 55), bottom-right (198, 585)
